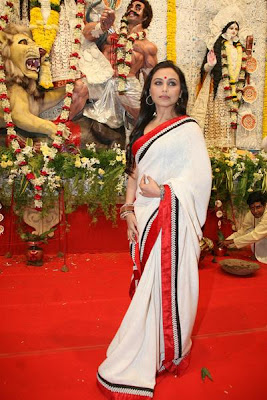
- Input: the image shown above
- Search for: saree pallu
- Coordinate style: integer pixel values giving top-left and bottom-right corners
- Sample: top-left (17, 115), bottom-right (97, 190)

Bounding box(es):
top-left (97, 116), bottom-right (212, 399)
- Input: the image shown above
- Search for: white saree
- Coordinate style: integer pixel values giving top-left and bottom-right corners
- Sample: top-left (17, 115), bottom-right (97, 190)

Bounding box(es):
top-left (97, 116), bottom-right (212, 399)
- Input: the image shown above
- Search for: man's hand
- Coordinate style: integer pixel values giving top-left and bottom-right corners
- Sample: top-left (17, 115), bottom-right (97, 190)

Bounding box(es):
top-left (218, 239), bottom-right (235, 248)
top-left (100, 7), bottom-right (115, 32)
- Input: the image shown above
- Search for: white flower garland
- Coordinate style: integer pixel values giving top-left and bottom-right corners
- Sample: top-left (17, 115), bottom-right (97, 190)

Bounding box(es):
top-left (116, 15), bottom-right (146, 93)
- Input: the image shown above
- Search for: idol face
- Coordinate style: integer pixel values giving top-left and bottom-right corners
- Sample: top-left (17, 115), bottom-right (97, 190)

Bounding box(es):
top-left (126, 1), bottom-right (146, 25)
top-left (150, 67), bottom-right (181, 109)
top-left (225, 22), bottom-right (239, 39)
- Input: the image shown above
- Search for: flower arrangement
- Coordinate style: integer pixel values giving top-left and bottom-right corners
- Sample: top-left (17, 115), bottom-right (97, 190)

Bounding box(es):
top-left (221, 40), bottom-right (247, 130)
top-left (116, 16), bottom-right (146, 93)
top-left (209, 147), bottom-right (267, 219)
top-left (0, 143), bottom-right (127, 221)
top-left (0, 0), bottom-right (86, 211)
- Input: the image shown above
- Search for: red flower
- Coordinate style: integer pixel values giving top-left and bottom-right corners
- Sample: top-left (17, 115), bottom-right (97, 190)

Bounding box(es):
top-left (118, 74), bottom-right (127, 80)
top-left (70, 65), bottom-right (77, 70)
top-left (70, 52), bottom-right (79, 58)
top-left (3, 107), bottom-right (11, 113)
top-left (35, 207), bottom-right (42, 212)
top-left (74, 39), bottom-right (81, 44)
top-left (76, 13), bottom-right (84, 18)
top-left (56, 130), bottom-right (63, 136)
top-left (6, 122), bottom-right (15, 127)
top-left (0, 93), bottom-right (8, 99)
top-left (0, 15), bottom-right (8, 22)
top-left (77, 0), bottom-right (85, 4)
top-left (0, 78), bottom-right (5, 83)
top-left (35, 185), bottom-right (42, 191)
top-left (26, 172), bottom-right (35, 181)
top-left (7, 2), bottom-right (14, 7)
top-left (40, 170), bottom-right (48, 176)
top-left (34, 194), bottom-right (42, 200)
top-left (52, 143), bottom-right (61, 149)
top-left (230, 122), bottom-right (237, 129)
top-left (66, 92), bottom-right (72, 97)
top-left (15, 149), bottom-right (21, 153)
top-left (62, 105), bottom-right (70, 111)
top-left (224, 86), bottom-right (231, 91)
top-left (19, 161), bottom-right (27, 166)
top-left (9, 134), bottom-right (17, 140)
top-left (75, 24), bottom-right (82, 29)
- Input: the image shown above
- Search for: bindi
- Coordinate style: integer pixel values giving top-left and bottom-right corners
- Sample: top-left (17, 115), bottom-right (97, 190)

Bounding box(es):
top-left (164, 76), bottom-right (167, 79)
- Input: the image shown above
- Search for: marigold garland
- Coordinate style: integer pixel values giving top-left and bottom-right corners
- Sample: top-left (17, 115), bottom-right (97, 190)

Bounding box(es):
top-left (166, 0), bottom-right (176, 63)
top-left (29, 0), bottom-right (60, 89)
top-left (221, 40), bottom-right (247, 130)
top-left (262, 51), bottom-right (267, 138)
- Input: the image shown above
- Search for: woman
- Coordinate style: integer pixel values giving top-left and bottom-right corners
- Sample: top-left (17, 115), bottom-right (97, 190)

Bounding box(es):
top-left (194, 19), bottom-right (247, 148)
top-left (97, 61), bottom-right (212, 399)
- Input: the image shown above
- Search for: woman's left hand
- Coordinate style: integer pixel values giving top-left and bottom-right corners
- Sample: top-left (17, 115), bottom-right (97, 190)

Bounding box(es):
top-left (139, 175), bottom-right (161, 198)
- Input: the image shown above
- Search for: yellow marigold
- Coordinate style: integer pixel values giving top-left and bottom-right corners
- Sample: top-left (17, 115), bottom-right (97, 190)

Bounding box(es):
top-left (98, 168), bottom-right (105, 175)
top-left (1, 161), bottom-right (8, 168)
top-left (7, 160), bottom-right (13, 166)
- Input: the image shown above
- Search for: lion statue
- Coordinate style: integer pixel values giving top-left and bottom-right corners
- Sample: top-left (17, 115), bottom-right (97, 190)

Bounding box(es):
top-left (0, 24), bottom-right (65, 139)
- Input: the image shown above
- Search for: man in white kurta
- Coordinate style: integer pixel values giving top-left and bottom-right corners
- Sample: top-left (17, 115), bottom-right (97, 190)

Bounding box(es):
top-left (220, 192), bottom-right (267, 264)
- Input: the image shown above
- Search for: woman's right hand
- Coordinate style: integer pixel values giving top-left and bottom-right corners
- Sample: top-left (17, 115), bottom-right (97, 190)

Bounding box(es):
top-left (207, 50), bottom-right (217, 68)
top-left (126, 213), bottom-right (139, 244)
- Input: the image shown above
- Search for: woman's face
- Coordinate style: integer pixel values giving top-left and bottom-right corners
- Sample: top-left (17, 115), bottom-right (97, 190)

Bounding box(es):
top-left (225, 22), bottom-right (239, 39)
top-left (150, 68), bottom-right (181, 109)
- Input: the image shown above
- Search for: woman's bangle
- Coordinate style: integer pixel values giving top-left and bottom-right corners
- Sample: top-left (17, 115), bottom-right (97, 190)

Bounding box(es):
top-left (120, 203), bottom-right (134, 213)
top-left (120, 210), bottom-right (134, 220)
top-left (159, 185), bottom-right (165, 201)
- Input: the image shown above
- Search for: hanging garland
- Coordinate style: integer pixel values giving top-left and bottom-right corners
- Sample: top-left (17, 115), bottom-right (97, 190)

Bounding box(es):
top-left (221, 40), bottom-right (247, 130)
top-left (262, 51), bottom-right (267, 139)
top-left (116, 15), bottom-right (146, 93)
top-left (29, 0), bottom-right (61, 89)
top-left (0, 0), bottom-right (86, 210)
top-left (166, 0), bottom-right (176, 62)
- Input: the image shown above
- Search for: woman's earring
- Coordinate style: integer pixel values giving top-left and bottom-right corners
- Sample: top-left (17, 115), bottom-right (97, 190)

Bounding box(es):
top-left (177, 91), bottom-right (183, 105)
top-left (146, 94), bottom-right (154, 106)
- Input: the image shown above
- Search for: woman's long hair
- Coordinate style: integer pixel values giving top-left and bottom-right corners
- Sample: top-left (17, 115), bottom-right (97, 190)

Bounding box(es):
top-left (125, 60), bottom-right (189, 175)
top-left (200, 21), bottom-right (240, 99)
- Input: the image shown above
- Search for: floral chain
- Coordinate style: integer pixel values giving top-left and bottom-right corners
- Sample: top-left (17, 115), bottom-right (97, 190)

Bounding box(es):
top-left (221, 40), bottom-right (247, 130)
top-left (116, 16), bottom-right (146, 93)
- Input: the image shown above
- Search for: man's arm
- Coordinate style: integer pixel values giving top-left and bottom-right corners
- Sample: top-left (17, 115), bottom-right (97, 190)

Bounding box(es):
top-left (219, 211), bottom-right (254, 247)
top-left (233, 213), bottom-right (267, 248)
top-left (83, 7), bottom-right (115, 41)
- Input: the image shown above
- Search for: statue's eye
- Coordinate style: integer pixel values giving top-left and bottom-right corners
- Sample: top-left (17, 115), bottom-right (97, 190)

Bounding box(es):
top-left (18, 39), bottom-right (28, 45)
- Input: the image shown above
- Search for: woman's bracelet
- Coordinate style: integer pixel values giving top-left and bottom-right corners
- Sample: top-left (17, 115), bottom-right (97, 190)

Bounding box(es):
top-left (120, 210), bottom-right (134, 220)
top-left (120, 203), bottom-right (134, 213)
top-left (159, 185), bottom-right (165, 201)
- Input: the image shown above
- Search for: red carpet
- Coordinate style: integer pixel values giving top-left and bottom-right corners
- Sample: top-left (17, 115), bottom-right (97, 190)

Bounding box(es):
top-left (0, 249), bottom-right (266, 400)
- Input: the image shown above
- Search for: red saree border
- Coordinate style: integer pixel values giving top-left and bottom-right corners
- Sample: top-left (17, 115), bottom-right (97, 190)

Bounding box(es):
top-left (132, 115), bottom-right (189, 157)
top-left (139, 186), bottom-right (176, 369)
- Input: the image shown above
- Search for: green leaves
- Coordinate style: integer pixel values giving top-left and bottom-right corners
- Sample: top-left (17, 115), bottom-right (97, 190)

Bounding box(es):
top-left (201, 367), bottom-right (213, 382)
